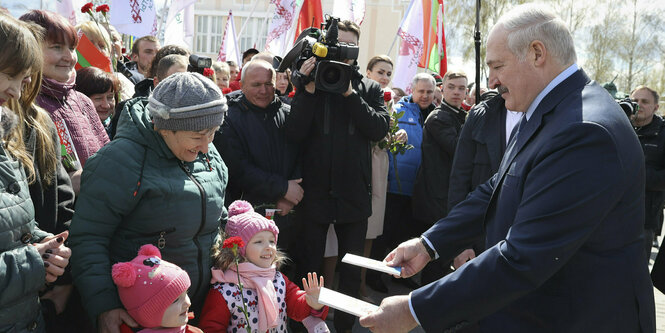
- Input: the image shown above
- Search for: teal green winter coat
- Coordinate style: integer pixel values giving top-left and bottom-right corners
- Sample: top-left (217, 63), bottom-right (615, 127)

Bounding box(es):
top-left (0, 111), bottom-right (50, 333)
top-left (69, 97), bottom-right (228, 325)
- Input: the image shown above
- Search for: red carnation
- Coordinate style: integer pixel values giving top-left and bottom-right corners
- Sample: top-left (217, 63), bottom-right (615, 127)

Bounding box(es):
top-left (203, 68), bottom-right (214, 78)
top-left (288, 91), bottom-right (295, 98)
top-left (95, 4), bottom-right (110, 13)
top-left (222, 87), bottom-right (232, 95)
top-left (81, 2), bottom-right (93, 13)
top-left (222, 236), bottom-right (245, 249)
top-left (383, 90), bottom-right (392, 102)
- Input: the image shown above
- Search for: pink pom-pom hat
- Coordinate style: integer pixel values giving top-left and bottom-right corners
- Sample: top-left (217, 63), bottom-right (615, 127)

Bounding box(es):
top-left (225, 200), bottom-right (279, 256)
top-left (111, 244), bottom-right (191, 328)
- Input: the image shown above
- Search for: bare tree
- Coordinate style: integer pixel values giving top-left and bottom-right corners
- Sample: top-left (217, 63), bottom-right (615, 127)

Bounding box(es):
top-left (583, 1), bottom-right (621, 85)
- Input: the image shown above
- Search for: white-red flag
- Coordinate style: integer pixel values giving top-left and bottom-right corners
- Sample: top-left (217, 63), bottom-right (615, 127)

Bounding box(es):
top-left (55, 0), bottom-right (77, 26)
top-left (164, 5), bottom-right (194, 49)
top-left (265, 0), bottom-right (303, 57)
top-left (218, 11), bottom-right (241, 64)
top-left (332, 0), bottom-right (365, 25)
top-left (392, 0), bottom-right (425, 93)
top-left (110, 0), bottom-right (158, 37)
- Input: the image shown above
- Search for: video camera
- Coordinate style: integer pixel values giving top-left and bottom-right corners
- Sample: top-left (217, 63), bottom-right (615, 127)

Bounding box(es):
top-left (618, 96), bottom-right (639, 119)
top-left (187, 54), bottom-right (212, 75)
top-left (278, 15), bottom-right (360, 94)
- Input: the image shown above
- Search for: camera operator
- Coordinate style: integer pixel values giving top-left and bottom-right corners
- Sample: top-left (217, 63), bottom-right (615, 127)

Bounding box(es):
top-left (284, 20), bottom-right (390, 333)
top-left (631, 85), bottom-right (665, 257)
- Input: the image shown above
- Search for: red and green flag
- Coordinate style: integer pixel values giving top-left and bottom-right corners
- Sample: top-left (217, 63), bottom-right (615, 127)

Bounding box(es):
top-left (75, 34), bottom-right (112, 73)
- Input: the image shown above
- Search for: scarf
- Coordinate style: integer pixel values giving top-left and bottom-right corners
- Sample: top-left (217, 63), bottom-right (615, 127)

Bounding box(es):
top-left (138, 325), bottom-right (186, 333)
top-left (211, 263), bottom-right (279, 332)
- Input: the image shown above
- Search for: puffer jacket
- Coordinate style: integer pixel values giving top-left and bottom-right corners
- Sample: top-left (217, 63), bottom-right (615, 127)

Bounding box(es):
top-left (0, 108), bottom-right (50, 333)
top-left (69, 97), bottom-right (228, 325)
top-left (387, 96), bottom-right (433, 196)
top-left (36, 76), bottom-right (109, 167)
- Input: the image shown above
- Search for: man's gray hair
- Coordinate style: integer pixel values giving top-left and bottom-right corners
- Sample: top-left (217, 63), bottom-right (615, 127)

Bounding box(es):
top-left (241, 59), bottom-right (276, 83)
top-left (496, 3), bottom-right (577, 65)
top-left (411, 73), bottom-right (436, 90)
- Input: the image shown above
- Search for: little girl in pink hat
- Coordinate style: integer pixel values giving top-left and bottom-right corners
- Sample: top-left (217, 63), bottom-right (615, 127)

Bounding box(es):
top-left (112, 244), bottom-right (202, 333)
top-left (199, 200), bottom-right (329, 333)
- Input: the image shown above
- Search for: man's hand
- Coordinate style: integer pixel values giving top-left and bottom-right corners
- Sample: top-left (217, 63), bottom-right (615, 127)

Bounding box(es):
top-left (385, 238), bottom-right (431, 278)
top-left (276, 198), bottom-right (294, 216)
top-left (98, 308), bottom-right (138, 333)
top-left (299, 57), bottom-right (317, 94)
top-left (32, 231), bottom-right (71, 282)
top-left (453, 249), bottom-right (476, 270)
top-left (342, 81), bottom-right (354, 97)
top-left (284, 178), bottom-right (304, 205)
top-left (359, 295), bottom-right (418, 333)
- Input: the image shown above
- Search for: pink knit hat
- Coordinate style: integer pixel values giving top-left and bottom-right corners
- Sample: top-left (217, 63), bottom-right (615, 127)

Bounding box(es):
top-left (111, 244), bottom-right (191, 328)
top-left (225, 200), bottom-right (280, 256)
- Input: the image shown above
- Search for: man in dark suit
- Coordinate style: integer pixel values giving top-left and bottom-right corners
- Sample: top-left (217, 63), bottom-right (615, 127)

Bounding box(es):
top-left (359, 4), bottom-right (655, 332)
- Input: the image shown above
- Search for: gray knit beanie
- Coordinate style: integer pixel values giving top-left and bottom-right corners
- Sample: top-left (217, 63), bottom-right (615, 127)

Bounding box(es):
top-left (147, 72), bottom-right (227, 131)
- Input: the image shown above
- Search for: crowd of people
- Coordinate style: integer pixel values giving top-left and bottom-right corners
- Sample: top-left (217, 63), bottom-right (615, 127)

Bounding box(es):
top-left (0, 3), bottom-right (663, 333)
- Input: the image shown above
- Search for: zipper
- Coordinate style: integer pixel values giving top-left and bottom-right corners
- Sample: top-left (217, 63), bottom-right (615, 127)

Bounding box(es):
top-left (178, 160), bottom-right (207, 299)
top-left (126, 227), bottom-right (176, 249)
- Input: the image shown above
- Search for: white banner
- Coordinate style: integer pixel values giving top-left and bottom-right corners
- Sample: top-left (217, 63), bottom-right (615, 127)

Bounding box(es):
top-left (391, 0), bottom-right (424, 93)
top-left (218, 10), bottom-right (241, 64)
top-left (264, 0), bottom-right (302, 57)
top-left (163, 4), bottom-right (194, 49)
top-left (55, 0), bottom-right (77, 26)
top-left (110, 0), bottom-right (157, 37)
top-left (332, 0), bottom-right (365, 25)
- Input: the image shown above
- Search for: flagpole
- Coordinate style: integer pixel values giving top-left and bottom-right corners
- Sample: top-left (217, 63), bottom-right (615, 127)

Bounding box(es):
top-left (237, 0), bottom-right (262, 39)
top-left (474, 0), bottom-right (481, 103)
top-left (425, 1), bottom-right (434, 71)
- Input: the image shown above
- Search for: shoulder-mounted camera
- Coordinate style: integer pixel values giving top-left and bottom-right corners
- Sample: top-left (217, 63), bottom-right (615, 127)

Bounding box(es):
top-left (278, 15), bottom-right (360, 94)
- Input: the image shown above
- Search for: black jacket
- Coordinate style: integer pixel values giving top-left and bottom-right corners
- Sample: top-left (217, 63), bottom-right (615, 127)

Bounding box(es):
top-left (636, 115), bottom-right (665, 230)
top-left (214, 93), bottom-right (300, 207)
top-left (448, 95), bottom-right (507, 212)
top-left (284, 75), bottom-right (389, 223)
top-left (412, 100), bottom-right (466, 224)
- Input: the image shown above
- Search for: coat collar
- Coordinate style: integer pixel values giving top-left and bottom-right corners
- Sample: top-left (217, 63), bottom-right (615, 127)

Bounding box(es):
top-left (494, 69), bottom-right (590, 189)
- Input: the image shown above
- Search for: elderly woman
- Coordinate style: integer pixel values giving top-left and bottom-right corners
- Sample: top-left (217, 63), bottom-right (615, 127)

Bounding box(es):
top-left (69, 72), bottom-right (228, 332)
top-left (0, 12), bottom-right (71, 333)
top-left (75, 66), bottom-right (119, 134)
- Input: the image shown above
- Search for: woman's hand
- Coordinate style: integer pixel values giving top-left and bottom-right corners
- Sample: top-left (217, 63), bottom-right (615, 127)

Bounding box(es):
top-left (302, 272), bottom-right (325, 310)
top-left (32, 231), bottom-right (71, 283)
top-left (98, 308), bottom-right (138, 333)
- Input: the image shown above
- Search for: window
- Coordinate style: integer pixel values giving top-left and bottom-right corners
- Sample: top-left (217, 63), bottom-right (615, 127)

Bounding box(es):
top-left (194, 13), bottom-right (269, 57)
top-left (237, 16), bottom-right (269, 52)
top-left (194, 15), bottom-right (224, 54)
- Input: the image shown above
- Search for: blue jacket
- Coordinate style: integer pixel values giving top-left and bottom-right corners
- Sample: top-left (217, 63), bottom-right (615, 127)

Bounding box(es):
top-left (387, 96), bottom-right (431, 196)
top-left (412, 70), bottom-right (655, 332)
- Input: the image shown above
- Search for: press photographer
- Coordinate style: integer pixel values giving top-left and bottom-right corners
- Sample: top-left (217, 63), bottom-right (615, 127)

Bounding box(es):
top-left (630, 85), bottom-right (665, 256)
top-left (282, 17), bottom-right (390, 333)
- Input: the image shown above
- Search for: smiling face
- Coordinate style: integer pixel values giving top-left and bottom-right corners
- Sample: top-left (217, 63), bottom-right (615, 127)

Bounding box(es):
top-left (366, 61), bottom-right (393, 89)
top-left (244, 230), bottom-right (277, 268)
top-left (412, 80), bottom-right (435, 110)
top-left (160, 291), bottom-right (191, 328)
top-left (89, 88), bottom-right (115, 122)
top-left (159, 126), bottom-right (218, 162)
top-left (0, 69), bottom-right (32, 106)
top-left (486, 27), bottom-right (541, 113)
top-left (42, 39), bottom-right (77, 83)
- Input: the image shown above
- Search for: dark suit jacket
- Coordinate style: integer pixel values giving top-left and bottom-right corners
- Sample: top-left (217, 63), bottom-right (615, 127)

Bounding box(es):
top-left (447, 95), bottom-right (507, 213)
top-left (411, 70), bottom-right (655, 332)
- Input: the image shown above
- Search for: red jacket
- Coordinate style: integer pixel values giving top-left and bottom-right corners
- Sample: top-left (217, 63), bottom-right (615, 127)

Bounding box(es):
top-left (198, 274), bottom-right (327, 333)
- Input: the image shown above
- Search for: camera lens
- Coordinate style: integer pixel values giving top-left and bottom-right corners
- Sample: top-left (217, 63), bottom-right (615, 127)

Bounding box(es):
top-left (322, 66), bottom-right (341, 84)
